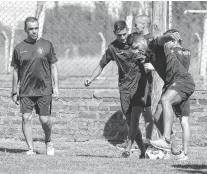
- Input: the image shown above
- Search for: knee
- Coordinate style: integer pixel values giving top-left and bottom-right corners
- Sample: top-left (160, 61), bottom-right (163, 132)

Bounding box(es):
top-left (22, 113), bottom-right (32, 123)
top-left (161, 95), bottom-right (172, 105)
top-left (153, 114), bottom-right (159, 123)
top-left (39, 116), bottom-right (50, 124)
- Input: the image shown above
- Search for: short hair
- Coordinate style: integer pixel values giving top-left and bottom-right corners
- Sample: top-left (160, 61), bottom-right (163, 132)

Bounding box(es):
top-left (164, 29), bottom-right (183, 44)
top-left (114, 20), bottom-right (127, 33)
top-left (127, 32), bottom-right (145, 46)
top-left (163, 29), bottom-right (179, 35)
top-left (134, 15), bottom-right (151, 28)
top-left (24, 17), bottom-right (38, 29)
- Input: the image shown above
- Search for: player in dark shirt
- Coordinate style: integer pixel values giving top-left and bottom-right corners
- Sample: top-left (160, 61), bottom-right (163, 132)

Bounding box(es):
top-left (153, 29), bottom-right (191, 160)
top-left (126, 32), bottom-right (195, 152)
top-left (11, 17), bottom-right (59, 155)
top-left (85, 20), bottom-right (152, 158)
top-left (133, 15), bottom-right (154, 146)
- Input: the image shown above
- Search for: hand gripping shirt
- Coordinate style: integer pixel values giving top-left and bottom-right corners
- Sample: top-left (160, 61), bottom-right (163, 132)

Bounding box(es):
top-left (11, 38), bottom-right (58, 97)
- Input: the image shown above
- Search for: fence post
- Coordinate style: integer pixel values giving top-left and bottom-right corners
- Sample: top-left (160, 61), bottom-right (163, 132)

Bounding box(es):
top-left (151, 1), bottom-right (167, 113)
top-left (200, 5), bottom-right (207, 76)
top-left (8, 25), bottom-right (16, 73)
top-left (35, 1), bottom-right (46, 38)
top-left (0, 31), bottom-right (9, 74)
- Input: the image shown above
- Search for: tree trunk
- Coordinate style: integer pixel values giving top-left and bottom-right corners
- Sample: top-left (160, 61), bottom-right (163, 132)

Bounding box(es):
top-left (151, 1), bottom-right (167, 113)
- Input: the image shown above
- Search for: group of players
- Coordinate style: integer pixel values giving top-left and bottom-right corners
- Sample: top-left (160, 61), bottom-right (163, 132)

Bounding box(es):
top-left (11, 16), bottom-right (195, 160)
top-left (85, 15), bottom-right (195, 160)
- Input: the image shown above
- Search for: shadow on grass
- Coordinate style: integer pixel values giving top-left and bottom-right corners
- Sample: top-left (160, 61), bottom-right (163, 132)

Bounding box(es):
top-left (103, 110), bottom-right (128, 147)
top-left (172, 164), bottom-right (207, 174)
top-left (76, 154), bottom-right (119, 158)
top-left (0, 147), bottom-right (27, 154)
top-left (19, 137), bottom-right (45, 142)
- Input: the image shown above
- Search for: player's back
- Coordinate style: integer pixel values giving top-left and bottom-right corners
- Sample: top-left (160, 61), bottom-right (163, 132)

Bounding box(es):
top-left (172, 47), bottom-right (190, 71)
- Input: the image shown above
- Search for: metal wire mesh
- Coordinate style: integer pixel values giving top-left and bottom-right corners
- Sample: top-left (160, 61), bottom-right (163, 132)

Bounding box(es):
top-left (170, 1), bottom-right (207, 79)
top-left (0, 1), bottom-right (152, 88)
top-left (0, 1), bottom-right (206, 89)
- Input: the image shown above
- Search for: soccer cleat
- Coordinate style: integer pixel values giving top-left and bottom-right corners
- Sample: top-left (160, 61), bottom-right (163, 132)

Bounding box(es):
top-left (177, 151), bottom-right (188, 161)
top-left (150, 138), bottom-right (171, 152)
top-left (26, 149), bottom-right (36, 155)
top-left (46, 141), bottom-right (55, 156)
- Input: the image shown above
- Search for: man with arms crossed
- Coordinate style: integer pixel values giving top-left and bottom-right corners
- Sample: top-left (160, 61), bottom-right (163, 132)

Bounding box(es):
top-left (11, 17), bottom-right (59, 155)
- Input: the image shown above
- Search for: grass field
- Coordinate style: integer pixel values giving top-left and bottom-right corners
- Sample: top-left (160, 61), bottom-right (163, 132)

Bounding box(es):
top-left (0, 138), bottom-right (206, 174)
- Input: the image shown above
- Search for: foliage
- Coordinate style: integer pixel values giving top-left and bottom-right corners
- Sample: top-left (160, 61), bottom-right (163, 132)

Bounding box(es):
top-left (43, 2), bottom-right (116, 58)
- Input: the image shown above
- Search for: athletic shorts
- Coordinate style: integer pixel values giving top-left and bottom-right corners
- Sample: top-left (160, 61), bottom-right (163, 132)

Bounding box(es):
top-left (173, 98), bottom-right (190, 117)
top-left (163, 80), bottom-right (195, 117)
top-left (131, 73), bottom-right (152, 107)
top-left (20, 95), bottom-right (52, 116)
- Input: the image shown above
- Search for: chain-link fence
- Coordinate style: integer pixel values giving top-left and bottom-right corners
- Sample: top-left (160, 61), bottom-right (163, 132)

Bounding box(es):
top-left (170, 1), bottom-right (207, 81)
top-left (0, 1), bottom-right (206, 89)
top-left (0, 1), bottom-right (152, 88)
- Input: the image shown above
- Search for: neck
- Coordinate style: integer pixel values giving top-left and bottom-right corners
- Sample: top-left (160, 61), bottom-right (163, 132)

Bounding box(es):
top-left (142, 30), bottom-right (150, 35)
top-left (26, 37), bottom-right (38, 43)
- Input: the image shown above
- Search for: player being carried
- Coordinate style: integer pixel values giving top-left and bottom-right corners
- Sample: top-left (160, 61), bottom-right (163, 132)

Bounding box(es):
top-left (153, 29), bottom-right (192, 160)
top-left (126, 31), bottom-right (195, 158)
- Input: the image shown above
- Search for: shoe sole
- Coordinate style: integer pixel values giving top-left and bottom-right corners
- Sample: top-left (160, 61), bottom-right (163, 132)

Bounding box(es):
top-left (150, 143), bottom-right (171, 152)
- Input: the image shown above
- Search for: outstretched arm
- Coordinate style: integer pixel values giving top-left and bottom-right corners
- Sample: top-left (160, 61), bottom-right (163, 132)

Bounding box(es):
top-left (85, 64), bottom-right (103, 86)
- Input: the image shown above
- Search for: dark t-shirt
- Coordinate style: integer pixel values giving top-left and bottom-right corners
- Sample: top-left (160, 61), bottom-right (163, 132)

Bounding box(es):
top-left (144, 33), bottom-right (154, 44)
top-left (11, 38), bottom-right (58, 97)
top-left (99, 39), bottom-right (141, 95)
top-left (172, 47), bottom-right (190, 71)
top-left (148, 38), bottom-right (194, 87)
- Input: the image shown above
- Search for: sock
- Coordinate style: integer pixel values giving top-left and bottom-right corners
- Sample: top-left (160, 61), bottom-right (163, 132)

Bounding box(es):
top-left (164, 138), bottom-right (171, 144)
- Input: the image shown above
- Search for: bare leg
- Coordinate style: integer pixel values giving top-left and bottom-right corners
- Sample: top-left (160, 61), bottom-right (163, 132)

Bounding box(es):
top-left (125, 106), bottom-right (144, 153)
top-left (134, 127), bottom-right (146, 154)
top-left (153, 103), bottom-right (163, 137)
top-left (142, 106), bottom-right (153, 140)
top-left (161, 89), bottom-right (182, 140)
top-left (39, 115), bottom-right (52, 143)
top-left (180, 116), bottom-right (190, 155)
top-left (152, 94), bottom-right (181, 153)
top-left (22, 113), bottom-right (34, 150)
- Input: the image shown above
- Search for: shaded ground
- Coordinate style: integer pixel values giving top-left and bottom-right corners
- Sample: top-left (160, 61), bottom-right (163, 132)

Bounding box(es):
top-left (0, 138), bottom-right (206, 174)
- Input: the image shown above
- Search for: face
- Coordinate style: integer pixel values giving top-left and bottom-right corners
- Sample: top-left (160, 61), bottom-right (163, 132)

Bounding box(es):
top-left (165, 40), bottom-right (176, 49)
top-left (25, 21), bottom-right (39, 41)
top-left (131, 38), bottom-right (148, 54)
top-left (115, 28), bottom-right (128, 43)
top-left (134, 18), bottom-right (144, 33)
